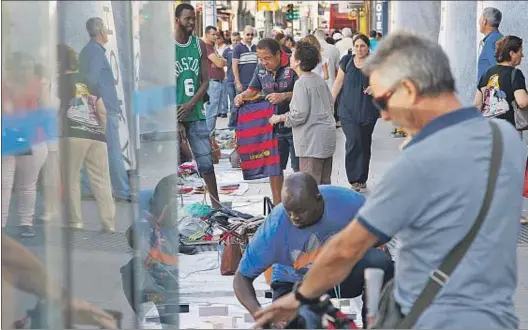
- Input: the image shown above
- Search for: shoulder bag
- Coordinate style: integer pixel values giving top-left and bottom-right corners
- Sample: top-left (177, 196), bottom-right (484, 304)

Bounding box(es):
top-left (511, 68), bottom-right (528, 131)
top-left (373, 120), bottom-right (503, 329)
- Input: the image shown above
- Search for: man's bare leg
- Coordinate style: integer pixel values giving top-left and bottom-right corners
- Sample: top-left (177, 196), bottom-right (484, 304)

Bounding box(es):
top-left (270, 173), bottom-right (284, 206)
top-left (203, 171), bottom-right (221, 209)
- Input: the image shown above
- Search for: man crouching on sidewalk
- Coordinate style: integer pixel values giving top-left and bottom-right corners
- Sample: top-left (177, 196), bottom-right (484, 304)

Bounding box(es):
top-left (233, 173), bottom-right (394, 328)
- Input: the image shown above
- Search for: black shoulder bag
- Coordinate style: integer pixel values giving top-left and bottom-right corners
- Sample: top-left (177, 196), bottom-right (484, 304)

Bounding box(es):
top-left (373, 121), bottom-right (503, 329)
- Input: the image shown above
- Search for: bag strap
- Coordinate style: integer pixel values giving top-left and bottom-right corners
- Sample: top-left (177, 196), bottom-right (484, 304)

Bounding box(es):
top-left (344, 55), bottom-right (354, 73)
top-left (399, 120), bottom-right (503, 328)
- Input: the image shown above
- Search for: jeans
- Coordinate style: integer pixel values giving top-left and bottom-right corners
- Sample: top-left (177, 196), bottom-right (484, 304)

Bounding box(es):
top-left (224, 81), bottom-right (236, 116)
top-left (205, 80), bottom-right (224, 133)
top-left (82, 112), bottom-right (130, 199)
top-left (278, 133), bottom-right (299, 171)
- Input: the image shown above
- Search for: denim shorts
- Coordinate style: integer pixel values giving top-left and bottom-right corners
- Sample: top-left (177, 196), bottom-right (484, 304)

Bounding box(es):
top-left (183, 120), bottom-right (214, 174)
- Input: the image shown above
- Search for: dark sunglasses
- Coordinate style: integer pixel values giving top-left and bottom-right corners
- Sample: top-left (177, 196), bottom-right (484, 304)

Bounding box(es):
top-left (372, 85), bottom-right (400, 111)
top-left (246, 33), bottom-right (254, 36)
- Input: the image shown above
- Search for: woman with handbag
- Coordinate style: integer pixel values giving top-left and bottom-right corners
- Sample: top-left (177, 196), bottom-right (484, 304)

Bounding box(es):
top-left (474, 36), bottom-right (528, 225)
top-left (57, 44), bottom-right (115, 232)
top-left (474, 35), bottom-right (528, 127)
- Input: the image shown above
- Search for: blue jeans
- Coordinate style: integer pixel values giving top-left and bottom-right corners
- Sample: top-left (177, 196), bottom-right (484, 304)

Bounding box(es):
top-left (223, 81), bottom-right (236, 116)
top-left (205, 80), bottom-right (224, 133)
top-left (82, 112), bottom-right (130, 199)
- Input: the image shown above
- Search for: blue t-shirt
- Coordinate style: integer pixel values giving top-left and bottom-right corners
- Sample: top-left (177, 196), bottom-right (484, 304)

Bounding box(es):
top-left (223, 47), bottom-right (235, 83)
top-left (238, 186), bottom-right (365, 283)
top-left (477, 30), bottom-right (503, 81)
top-left (357, 107), bottom-right (523, 328)
top-left (232, 43), bottom-right (258, 88)
top-left (369, 38), bottom-right (378, 51)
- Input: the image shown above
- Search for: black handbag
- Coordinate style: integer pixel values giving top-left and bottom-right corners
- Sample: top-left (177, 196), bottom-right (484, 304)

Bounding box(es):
top-left (373, 121), bottom-right (503, 329)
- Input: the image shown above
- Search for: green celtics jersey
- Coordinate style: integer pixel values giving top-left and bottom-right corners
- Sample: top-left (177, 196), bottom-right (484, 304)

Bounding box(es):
top-left (175, 35), bottom-right (205, 122)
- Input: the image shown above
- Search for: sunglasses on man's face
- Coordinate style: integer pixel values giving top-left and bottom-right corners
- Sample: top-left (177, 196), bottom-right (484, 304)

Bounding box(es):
top-left (246, 33), bottom-right (254, 37)
top-left (372, 85), bottom-right (400, 112)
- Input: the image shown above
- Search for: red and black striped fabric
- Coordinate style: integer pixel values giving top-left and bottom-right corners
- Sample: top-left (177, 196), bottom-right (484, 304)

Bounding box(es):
top-left (236, 100), bottom-right (281, 180)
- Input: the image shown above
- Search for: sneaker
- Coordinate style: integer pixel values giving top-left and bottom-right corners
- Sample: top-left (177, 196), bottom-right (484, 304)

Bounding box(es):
top-left (69, 222), bottom-right (84, 230)
top-left (19, 225), bottom-right (35, 238)
top-left (217, 113), bottom-right (227, 118)
top-left (521, 216), bottom-right (528, 225)
top-left (359, 182), bottom-right (367, 190)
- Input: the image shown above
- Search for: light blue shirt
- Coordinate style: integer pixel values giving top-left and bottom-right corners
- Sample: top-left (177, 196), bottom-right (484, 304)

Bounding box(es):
top-left (358, 107), bottom-right (523, 328)
top-left (478, 30), bottom-right (503, 81)
top-left (238, 186), bottom-right (365, 283)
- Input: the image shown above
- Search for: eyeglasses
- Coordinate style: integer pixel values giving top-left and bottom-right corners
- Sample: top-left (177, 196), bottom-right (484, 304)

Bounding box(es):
top-left (246, 33), bottom-right (254, 37)
top-left (372, 85), bottom-right (400, 111)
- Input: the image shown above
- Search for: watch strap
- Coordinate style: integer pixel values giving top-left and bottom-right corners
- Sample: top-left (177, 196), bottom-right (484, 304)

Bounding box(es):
top-left (293, 281), bottom-right (320, 305)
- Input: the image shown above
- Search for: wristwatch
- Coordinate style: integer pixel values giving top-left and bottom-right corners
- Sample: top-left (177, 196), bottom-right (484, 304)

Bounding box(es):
top-left (292, 281), bottom-right (320, 305)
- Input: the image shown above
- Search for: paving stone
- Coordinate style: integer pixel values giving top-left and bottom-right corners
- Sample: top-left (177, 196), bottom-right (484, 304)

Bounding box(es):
top-left (198, 305), bottom-right (229, 317)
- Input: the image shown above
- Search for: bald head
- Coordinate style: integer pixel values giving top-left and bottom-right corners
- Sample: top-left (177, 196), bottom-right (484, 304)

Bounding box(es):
top-left (282, 173), bottom-right (323, 227)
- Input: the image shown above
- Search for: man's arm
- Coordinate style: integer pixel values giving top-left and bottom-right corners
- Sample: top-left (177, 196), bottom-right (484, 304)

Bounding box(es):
top-left (233, 271), bottom-right (262, 316)
top-left (208, 52), bottom-right (227, 68)
top-left (232, 46), bottom-right (242, 89)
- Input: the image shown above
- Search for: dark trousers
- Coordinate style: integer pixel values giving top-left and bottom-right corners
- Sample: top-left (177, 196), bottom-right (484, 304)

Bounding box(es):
top-left (341, 120), bottom-right (376, 184)
top-left (270, 248), bottom-right (394, 328)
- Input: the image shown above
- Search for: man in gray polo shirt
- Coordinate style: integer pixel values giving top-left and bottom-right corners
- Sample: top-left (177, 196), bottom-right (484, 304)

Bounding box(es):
top-left (253, 31), bottom-right (524, 329)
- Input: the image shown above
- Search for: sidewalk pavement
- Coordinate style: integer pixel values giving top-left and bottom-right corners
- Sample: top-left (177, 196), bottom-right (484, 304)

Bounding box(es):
top-left (6, 118), bottom-right (528, 328)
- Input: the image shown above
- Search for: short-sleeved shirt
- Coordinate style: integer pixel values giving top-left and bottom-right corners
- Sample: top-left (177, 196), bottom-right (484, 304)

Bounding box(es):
top-left (232, 43), bottom-right (258, 88)
top-left (477, 30), bottom-right (503, 81)
top-left (238, 186), bottom-right (365, 283)
top-left (205, 42), bottom-right (225, 81)
top-left (338, 55), bottom-right (379, 125)
top-left (478, 64), bottom-right (527, 126)
top-left (249, 53), bottom-right (298, 135)
top-left (223, 47), bottom-right (235, 83)
top-left (357, 107), bottom-right (523, 328)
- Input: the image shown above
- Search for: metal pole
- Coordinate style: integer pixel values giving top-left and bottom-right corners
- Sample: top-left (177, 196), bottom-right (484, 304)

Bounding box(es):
top-left (264, 11), bottom-right (273, 38)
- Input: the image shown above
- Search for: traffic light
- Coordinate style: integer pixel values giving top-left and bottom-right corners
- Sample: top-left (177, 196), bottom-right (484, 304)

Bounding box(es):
top-left (285, 4), bottom-right (294, 21)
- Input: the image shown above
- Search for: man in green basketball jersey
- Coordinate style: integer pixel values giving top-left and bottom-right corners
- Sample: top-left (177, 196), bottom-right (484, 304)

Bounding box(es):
top-left (175, 3), bottom-right (220, 209)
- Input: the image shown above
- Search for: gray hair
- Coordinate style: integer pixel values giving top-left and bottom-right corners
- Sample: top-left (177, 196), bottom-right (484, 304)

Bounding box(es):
top-left (86, 17), bottom-right (105, 38)
top-left (482, 7), bottom-right (502, 28)
top-left (314, 29), bottom-right (326, 40)
top-left (342, 28), bottom-right (353, 38)
top-left (244, 25), bottom-right (255, 34)
top-left (363, 30), bottom-right (455, 97)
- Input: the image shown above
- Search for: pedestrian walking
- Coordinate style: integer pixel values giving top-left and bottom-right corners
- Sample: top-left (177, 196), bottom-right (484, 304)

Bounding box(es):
top-left (331, 33), bottom-right (379, 192)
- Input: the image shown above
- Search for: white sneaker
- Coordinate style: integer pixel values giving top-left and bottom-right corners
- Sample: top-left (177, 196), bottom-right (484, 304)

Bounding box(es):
top-left (69, 222), bottom-right (84, 230)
